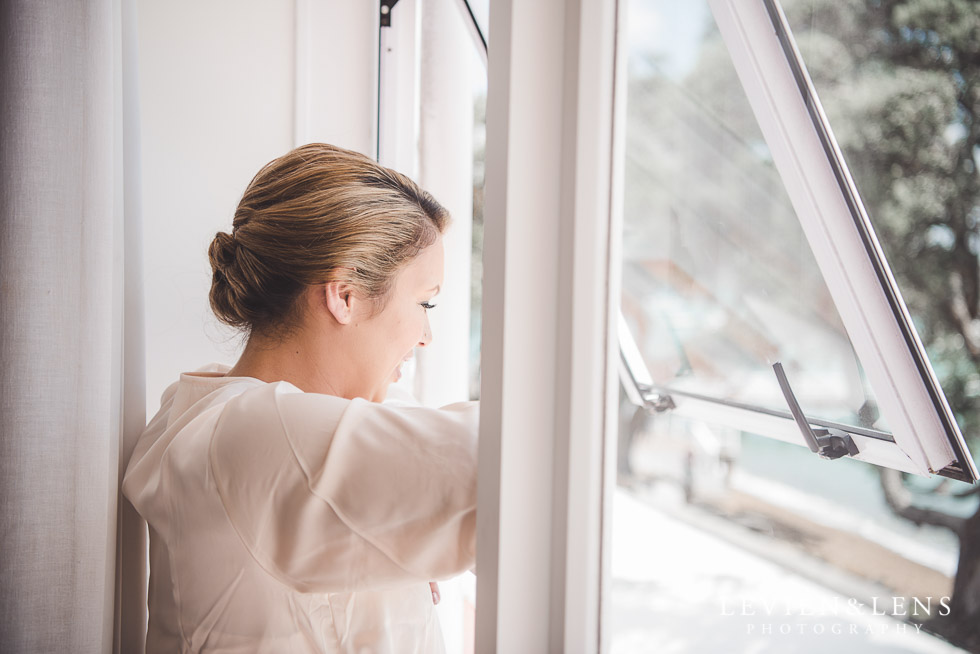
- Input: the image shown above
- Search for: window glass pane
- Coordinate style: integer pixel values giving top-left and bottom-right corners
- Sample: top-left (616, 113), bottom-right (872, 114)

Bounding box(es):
top-left (622, 0), bottom-right (884, 431)
top-left (780, 0), bottom-right (980, 460)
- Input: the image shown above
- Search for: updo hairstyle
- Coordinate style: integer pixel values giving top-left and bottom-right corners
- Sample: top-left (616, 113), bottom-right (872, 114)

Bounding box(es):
top-left (208, 143), bottom-right (449, 337)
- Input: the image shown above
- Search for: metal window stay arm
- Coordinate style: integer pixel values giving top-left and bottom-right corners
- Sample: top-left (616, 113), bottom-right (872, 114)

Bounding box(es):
top-left (618, 313), bottom-right (675, 414)
top-left (772, 362), bottom-right (860, 461)
top-left (619, 313), bottom-right (862, 462)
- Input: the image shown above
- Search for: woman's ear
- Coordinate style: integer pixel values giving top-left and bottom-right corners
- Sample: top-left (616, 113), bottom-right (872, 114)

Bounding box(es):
top-left (322, 281), bottom-right (354, 325)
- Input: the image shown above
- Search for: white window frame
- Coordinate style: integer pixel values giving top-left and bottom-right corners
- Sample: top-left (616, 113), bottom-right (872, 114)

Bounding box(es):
top-left (476, 0), bottom-right (620, 650)
top-left (620, 0), bottom-right (977, 482)
top-left (377, 0), bottom-right (421, 177)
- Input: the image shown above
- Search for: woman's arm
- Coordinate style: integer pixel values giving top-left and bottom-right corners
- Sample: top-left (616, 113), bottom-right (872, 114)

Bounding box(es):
top-left (209, 382), bottom-right (478, 594)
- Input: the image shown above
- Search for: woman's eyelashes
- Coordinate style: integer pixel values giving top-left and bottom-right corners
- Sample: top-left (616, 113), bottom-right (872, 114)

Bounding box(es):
top-left (420, 301), bottom-right (437, 310)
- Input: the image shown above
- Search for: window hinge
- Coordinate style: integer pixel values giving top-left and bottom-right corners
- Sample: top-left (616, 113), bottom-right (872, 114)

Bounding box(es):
top-left (380, 0), bottom-right (401, 27)
top-left (772, 362), bottom-right (860, 460)
top-left (639, 385), bottom-right (676, 414)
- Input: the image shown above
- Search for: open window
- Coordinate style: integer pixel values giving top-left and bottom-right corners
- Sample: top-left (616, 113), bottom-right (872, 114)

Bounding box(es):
top-left (618, 0), bottom-right (978, 482)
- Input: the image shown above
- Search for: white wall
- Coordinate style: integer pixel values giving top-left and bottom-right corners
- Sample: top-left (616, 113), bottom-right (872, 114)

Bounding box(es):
top-left (137, 0), bottom-right (377, 410)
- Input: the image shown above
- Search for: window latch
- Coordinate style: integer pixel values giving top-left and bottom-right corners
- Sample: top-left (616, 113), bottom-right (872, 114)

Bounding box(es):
top-left (380, 0), bottom-right (401, 27)
top-left (772, 362), bottom-right (860, 460)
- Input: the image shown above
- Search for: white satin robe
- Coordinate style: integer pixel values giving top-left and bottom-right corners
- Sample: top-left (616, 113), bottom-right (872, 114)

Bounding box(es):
top-left (123, 364), bottom-right (479, 653)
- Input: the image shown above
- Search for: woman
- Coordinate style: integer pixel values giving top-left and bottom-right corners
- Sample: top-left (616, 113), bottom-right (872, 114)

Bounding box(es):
top-left (123, 143), bottom-right (479, 653)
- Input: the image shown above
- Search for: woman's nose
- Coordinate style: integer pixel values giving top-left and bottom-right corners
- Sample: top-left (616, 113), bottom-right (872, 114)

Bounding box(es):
top-left (418, 314), bottom-right (432, 347)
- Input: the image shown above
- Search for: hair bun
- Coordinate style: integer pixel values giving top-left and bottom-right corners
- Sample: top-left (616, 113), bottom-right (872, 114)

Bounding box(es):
top-left (208, 231), bottom-right (250, 328)
top-left (209, 231), bottom-right (237, 269)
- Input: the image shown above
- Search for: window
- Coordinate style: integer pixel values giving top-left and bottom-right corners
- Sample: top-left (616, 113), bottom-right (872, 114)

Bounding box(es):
top-left (611, 1), bottom-right (980, 650)
top-left (619, 0), bottom-right (978, 482)
top-left (466, 0), bottom-right (977, 649)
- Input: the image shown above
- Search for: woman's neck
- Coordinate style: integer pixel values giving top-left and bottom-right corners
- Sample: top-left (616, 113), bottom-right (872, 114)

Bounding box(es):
top-left (226, 328), bottom-right (355, 398)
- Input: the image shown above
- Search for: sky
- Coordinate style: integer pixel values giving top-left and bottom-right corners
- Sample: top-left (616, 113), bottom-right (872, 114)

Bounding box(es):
top-left (626, 0), bottom-right (712, 80)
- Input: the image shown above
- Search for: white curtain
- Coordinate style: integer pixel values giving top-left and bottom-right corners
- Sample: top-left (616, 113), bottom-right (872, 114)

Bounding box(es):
top-left (0, 1), bottom-right (146, 652)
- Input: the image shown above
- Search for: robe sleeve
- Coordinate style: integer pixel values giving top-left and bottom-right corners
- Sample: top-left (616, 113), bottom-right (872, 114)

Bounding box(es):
top-left (209, 382), bottom-right (478, 594)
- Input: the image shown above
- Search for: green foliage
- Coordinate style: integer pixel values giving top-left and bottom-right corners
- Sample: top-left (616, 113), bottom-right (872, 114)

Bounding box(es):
top-left (786, 0), bottom-right (980, 440)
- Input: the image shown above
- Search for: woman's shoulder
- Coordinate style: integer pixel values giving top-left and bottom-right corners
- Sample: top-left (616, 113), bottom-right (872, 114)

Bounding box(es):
top-left (153, 363), bottom-right (479, 441)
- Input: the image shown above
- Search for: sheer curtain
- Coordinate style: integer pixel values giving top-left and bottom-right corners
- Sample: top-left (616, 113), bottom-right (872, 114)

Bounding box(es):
top-left (0, 1), bottom-right (146, 652)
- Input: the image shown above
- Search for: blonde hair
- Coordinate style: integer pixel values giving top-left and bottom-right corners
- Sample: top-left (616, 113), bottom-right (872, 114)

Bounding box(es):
top-left (208, 143), bottom-right (450, 337)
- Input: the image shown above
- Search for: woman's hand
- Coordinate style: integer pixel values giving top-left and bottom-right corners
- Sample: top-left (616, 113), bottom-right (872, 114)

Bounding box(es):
top-left (429, 581), bottom-right (440, 605)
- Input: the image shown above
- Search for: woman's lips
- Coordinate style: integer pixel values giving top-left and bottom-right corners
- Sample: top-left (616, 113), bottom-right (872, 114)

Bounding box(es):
top-left (392, 353), bottom-right (414, 383)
